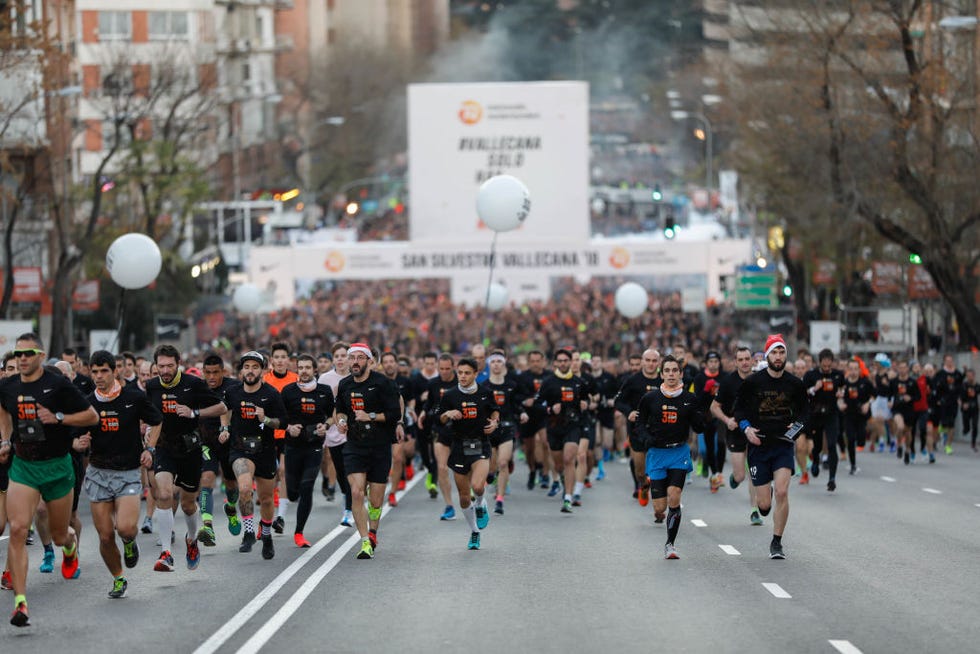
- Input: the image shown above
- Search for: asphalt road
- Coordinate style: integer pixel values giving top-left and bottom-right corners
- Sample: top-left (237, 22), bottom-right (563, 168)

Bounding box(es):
top-left (2, 444), bottom-right (979, 654)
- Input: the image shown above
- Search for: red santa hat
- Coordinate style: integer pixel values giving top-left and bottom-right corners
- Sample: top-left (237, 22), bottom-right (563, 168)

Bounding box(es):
top-left (764, 334), bottom-right (787, 358)
top-left (348, 343), bottom-right (373, 359)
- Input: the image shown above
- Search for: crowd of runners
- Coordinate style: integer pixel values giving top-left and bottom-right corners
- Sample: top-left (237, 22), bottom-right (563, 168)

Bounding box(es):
top-left (0, 331), bottom-right (975, 627)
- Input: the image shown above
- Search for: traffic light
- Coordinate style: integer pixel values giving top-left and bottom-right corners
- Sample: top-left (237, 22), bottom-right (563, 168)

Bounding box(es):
top-left (909, 253), bottom-right (922, 264)
top-left (652, 184), bottom-right (663, 201)
top-left (664, 216), bottom-right (676, 239)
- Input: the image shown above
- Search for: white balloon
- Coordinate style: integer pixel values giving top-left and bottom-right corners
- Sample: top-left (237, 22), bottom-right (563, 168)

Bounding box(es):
top-left (615, 282), bottom-right (648, 318)
top-left (476, 175), bottom-right (531, 232)
top-left (485, 282), bottom-right (509, 311)
top-left (233, 283), bottom-right (262, 314)
top-left (105, 233), bottom-right (162, 290)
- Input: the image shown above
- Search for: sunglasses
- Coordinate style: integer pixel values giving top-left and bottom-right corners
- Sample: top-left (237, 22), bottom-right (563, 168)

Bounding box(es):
top-left (12, 348), bottom-right (43, 358)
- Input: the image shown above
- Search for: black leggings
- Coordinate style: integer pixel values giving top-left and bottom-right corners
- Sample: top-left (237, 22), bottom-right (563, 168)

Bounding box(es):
top-left (963, 407), bottom-right (979, 447)
top-left (328, 444), bottom-right (353, 511)
top-left (702, 423), bottom-right (726, 475)
top-left (810, 413), bottom-right (840, 479)
top-left (843, 414), bottom-right (866, 470)
top-left (285, 445), bottom-right (324, 534)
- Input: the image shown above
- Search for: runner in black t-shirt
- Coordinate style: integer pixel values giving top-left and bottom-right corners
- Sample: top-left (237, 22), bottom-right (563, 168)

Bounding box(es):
top-left (481, 350), bottom-right (527, 515)
top-left (79, 350), bottom-right (162, 599)
top-left (589, 355), bottom-right (618, 480)
top-left (537, 349), bottom-right (590, 513)
top-left (0, 333), bottom-right (98, 627)
top-left (439, 357), bottom-right (499, 550)
top-left (613, 349), bottom-right (662, 504)
top-left (219, 351), bottom-right (287, 560)
top-left (887, 360), bottom-right (920, 465)
top-left (420, 354), bottom-right (459, 520)
top-left (801, 349), bottom-right (846, 489)
top-left (281, 354), bottom-right (334, 548)
top-left (380, 352), bottom-right (413, 509)
top-left (934, 355), bottom-right (963, 454)
top-left (516, 350), bottom-right (550, 490)
top-left (960, 368), bottom-right (978, 451)
top-left (144, 344), bottom-right (225, 573)
top-left (198, 353), bottom-right (242, 546)
top-left (837, 359), bottom-right (875, 474)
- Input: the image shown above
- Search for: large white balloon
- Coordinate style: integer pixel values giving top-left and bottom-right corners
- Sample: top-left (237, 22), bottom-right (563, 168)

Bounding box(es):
top-left (105, 233), bottom-right (162, 290)
top-left (615, 282), bottom-right (648, 318)
top-left (476, 175), bottom-right (531, 232)
top-left (485, 283), bottom-right (509, 311)
top-left (233, 283), bottom-right (262, 314)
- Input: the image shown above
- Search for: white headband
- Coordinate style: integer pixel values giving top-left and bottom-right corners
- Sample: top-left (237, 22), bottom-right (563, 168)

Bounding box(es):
top-left (487, 354), bottom-right (506, 364)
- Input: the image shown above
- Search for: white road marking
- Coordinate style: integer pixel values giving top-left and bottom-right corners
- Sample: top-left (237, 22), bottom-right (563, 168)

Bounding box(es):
top-left (922, 488), bottom-right (942, 495)
top-left (829, 639), bottom-right (864, 654)
top-left (762, 582), bottom-right (792, 598)
top-left (880, 476), bottom-right (896, 482)
top-left (691, 519), bottom-right (707, 527)
top-left (194, 473), bottom-right (425, 654)
top-left (718, 544), bottom-right (740, 555)
top-left (974, 504), bottom-right (980, 508)
top-left (0, 535), bottom-right (7, 542)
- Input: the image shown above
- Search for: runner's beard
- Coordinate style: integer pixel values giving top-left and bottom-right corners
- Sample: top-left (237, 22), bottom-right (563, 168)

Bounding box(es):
top-left (243, 371), bottom-right (261, 385)
top-left (768, 358), bottom-right (785, 372)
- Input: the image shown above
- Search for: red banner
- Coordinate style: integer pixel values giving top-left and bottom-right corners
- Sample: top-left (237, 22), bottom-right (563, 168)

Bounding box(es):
top-left (72, 280), bottom-right (100, 311)
top-left (908, 265), bottom-right (940, 300)
top-left (0, 267), bottom-right (44, 303)
top-left (812, 259), bottom-right (835, 286)
top-left (871, 262), bottom-right (903, 296)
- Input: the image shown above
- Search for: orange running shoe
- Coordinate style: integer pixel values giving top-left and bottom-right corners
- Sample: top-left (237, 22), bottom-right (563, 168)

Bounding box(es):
top-left (10, 600), bottom-right (29, 627)
top-left (388, 492), bottom-right (398, 507)
top-left (294, 533), bottom-right (311, 548)
top-left (397, 479), bottom-right (406, 491)
top-left (799, 470), bottom-right (810, 485)
top-left (638, 484), bottom-right (650, 507)
top-left (61, 543), bottom-right (80, 580)
top-left (405, 464), bottom-right (415, 480)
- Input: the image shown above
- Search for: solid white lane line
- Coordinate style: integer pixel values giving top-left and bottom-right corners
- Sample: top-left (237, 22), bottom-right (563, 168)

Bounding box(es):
top-left (974, 504), bottom-right (980, 508)
top-left (194, 473), bottom-right (425, 654)
top-left (718, 544), bottom-right (740, 555)
top-left (922, 488), bottom-right (942, 495)
top-left (762, 583), bottom-right (792, 599)
top-left (829, 639), bottom-right (864, 654)
top-left (691, 519), bottom-right (707, 527)
top-left (235, 473), bottom-right (426, 654)
top-left (880, 476), bottom-right (896, 482)
top-left (0, 535), bottom-right (8, 542)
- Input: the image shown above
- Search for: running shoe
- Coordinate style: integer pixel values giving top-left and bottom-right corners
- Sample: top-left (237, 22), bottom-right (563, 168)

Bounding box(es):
top-left (141, 517), bottom-right (153, 534)
top-left (25, 526), bottom-right (34, 546)
top-left (664, 543), bottom-right (679, 560)
top-left (440, 505), bottom-right (456, 521)
top-left (486, 473), bottom-right (496, 486)
top-left (750, 510), bottom-right (764, 526)
top-left (494, 500), bottom-right (504, 515)
top-left (584, 479), bottom-right (592, 489)
top-left (810, 461), bottom-right (820, 478)
top-left (547, 481), bottom-right (561, 497)
top-left (539, 474), bottom-right (550, 489)
top-left (945, 445), bottom-right (953, 455)
top-left (61, 545), bottom-right (80, 579)
top-left (397, 479), bottom-right (406, 491)
top-left (154, 551), bottom-right (175, 572)
top-left (560, 499), bottom-right (573, 513)
top-left (653, 510), bottom-right (665, 524)
top-left (897, 445), bottom-right (904, 460)
top-left (571, 494), bottom-right (582, 507)
top-left (39, 548), bottom-right (55, 573)
top-left (10, 600), bottom-right (28, 627)
top-left (475, 504), bottom-right (489, 529)
top-left (849, 466), bottom-right (860, 475)
top-left (368, 530), bottom-right (378, 550)
top-left (903, 450), bottom-right (910, 465)
top-left (325, 486), bottom-right (336, 502)
top-left (294, 533), bottom-right (311, 548)
top-left (638, 484), bottom-right (650, 507)
top-left (798, 470), bottom-right (810, 485)
top-left (272, 516), bottom-right (285, 534)
top-left (596, 463), bottom-right (606, 481)
top-left (197, 524), bottom-right (217, 547)
top-left (356, 539), bottom-right (374, 559)
top-left (341, 510), bottom-right (354, 527)
top-left (526, 469), bottom-right (537, 490)
top-left (467, 531), bottom-right (481, 550)
top-left (694, 459), bottom-right (703, 477)
top-left (239, 533), bottom-right (256, 553)
top-left (261, 534), bottom-right (275, 560)
top-left (929, 452), bottom-right (936, 464)
top-left (709, 474), bottom-right (721, 493)
top-left (910, 452), bottom-right (916, 463)
top-left (185, 536), bottom-right (200, 570)
top-left (729, 472), bottom-right (740, 489)
top-left (769, 541), bottom-right (786, 559)
top-left (321, 478), bottom-right (330, 498)
top-left (108, 577), bottom-right (128, 599)
top-left (827, 479), bottom-right (837, 492)
top-left (123, 539), bottom-right (140, 568)
top-left (425, 473), bottom-right (439, 499)
top-left (1, 570), bottom-right (11, 590)
top-left (388, 492), bottom-right (398, 507)
top-left (224, 502), bottom-right (241, 536)
top-left (405, 463), bottom-right (415, 480)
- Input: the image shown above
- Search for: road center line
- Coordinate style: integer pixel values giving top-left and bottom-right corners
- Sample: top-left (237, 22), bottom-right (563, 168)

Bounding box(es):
top-left (829, 639), bottom-right (864, 654)
top-left (691, 519), bottom-right (707, 527)
top-left (880, 476), bottom-right (896, 482)
top-left (974, 504), bottom-right (980, 508)
top-left (922, 488), bottom-right (942, 495)
top-left (194, 473), bottom-right (424, 654)
top-left (0, 535), bottom-right (8, 542)
top-left (718, 544), bottom-right (740, 555)
top-left (762, 582), bottom-right (791, 598)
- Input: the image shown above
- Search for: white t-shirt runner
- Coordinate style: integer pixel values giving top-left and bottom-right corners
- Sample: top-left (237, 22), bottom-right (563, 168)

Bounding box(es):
top-left (318, 369), bottom-right (350, 447)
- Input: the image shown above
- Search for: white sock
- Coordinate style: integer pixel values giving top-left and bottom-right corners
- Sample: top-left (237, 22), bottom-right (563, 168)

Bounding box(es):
top-left (463, 505), bottom-right (478, 532)
top-left (156, 508), bottom-right (174, 553)
top-left (574, 482), bottom-right (584, 496)
top-left (563, 493), bottom-right (572, 502)
top-left (185, 506), bottom-right (200, 538)
top-left (277, 498), bottom-right (289, 519)
top-left (474, 493), bottom-right (486, 509)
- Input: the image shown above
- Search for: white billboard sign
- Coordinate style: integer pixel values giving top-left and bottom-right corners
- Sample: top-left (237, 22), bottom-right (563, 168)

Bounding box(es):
top-left (0, 321), bottom-right (34, 352)
top-left (407, 81), bottom-right (590, 244)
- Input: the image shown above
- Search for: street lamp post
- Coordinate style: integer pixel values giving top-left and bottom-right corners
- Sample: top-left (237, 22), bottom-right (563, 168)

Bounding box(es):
top-left (670, 109), bottom-right (713, 191)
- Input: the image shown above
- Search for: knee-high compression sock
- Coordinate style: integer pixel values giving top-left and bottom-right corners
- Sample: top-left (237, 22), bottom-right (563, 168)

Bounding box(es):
top-left (200, 487), bottom-right (213, 523)
top-left (463, 505), bottom-right (478, 532)
top-left (666, 506), bottom-right (681, 545)
top-left (156, 509), bottom-right (174, 552)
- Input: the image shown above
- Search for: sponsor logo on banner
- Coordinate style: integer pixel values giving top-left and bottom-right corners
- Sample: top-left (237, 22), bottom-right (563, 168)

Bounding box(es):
top-left (458, 100), bottom-right (482, 125)
top-left (609, 247), bottom-right (631, 269)
top-left (324, 251), bottom-right (346, 273)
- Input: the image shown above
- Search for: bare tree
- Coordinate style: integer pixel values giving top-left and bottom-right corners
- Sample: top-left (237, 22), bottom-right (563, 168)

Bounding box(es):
top-left (731, 0), bottom-right (980, 346)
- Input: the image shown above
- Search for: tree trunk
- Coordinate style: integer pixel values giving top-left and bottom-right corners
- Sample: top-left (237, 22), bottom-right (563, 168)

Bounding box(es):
top-left (922, 257), bottom-right (980, 348)
top-left (0, 198), bottom-right (18, 318)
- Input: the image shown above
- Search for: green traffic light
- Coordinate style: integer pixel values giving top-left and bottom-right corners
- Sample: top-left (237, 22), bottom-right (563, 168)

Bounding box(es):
top-left (909, 253), bottom-right (922, 264)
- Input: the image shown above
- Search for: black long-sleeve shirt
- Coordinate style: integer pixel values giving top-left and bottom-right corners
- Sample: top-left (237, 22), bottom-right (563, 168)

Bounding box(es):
top-left (635, 387), bottom-right (707, 448)
top-left (733, 369), bottom-right (808, 448)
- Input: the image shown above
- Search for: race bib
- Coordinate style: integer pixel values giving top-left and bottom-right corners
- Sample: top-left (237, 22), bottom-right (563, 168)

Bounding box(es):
top-left (462, 438), bottom-right (482, 456)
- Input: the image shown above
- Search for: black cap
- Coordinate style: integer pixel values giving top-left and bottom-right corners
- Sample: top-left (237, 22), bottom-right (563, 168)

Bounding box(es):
top-left (705, 350), bottom-right (721, 361)
top-left (239, 350), bottom-right (265, 368)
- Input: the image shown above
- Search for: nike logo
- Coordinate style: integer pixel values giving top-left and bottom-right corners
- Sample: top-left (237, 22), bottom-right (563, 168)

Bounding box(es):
top-left (43, 388), bottom-right (53, 394)
top-left (125, 404), bottom-right (133, 409)
top-left (368, 387), bottom-right (376, 391)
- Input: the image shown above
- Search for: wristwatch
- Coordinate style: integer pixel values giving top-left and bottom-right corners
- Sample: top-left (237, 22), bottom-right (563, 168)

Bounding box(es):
top-left (145, 446), bottom-right (156, 454)
top-left (368, 412), bottom-right (377, 421)
top-left (193, 409), bottom-right (200, 418)
top-left (55, 412), bottom-right (65, 424)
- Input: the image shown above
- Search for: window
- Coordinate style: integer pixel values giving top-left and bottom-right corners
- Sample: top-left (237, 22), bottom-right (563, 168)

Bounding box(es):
top-left (1, 0), bottom-right (40, 37)
top-left (148, 11), bottom-right (188, 40)
top-left (98, 11), bottom-right (131, 41)
top-left (102, 119), bottom-right (133, 151)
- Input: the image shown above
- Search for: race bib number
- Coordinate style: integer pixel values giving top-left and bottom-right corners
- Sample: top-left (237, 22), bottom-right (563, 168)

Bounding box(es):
top-left (462, 405), bottom-right (478, 420)
top-left (462, 439), bottom-right (482, 456)
top-left (561, 388), bottom-right (575, 403)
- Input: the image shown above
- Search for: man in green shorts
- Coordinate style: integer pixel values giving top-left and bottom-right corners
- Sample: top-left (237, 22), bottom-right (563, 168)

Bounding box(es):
top-left (0, 333), bottom-right (98, 627)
